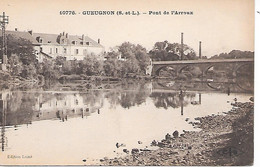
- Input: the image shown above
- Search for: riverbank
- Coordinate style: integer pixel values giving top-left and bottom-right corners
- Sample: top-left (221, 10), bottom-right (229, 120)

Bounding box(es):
top-left (101, 99), bottom-right (254, 166)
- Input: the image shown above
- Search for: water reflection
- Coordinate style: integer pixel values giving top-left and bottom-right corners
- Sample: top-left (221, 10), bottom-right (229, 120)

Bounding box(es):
top-left (0, 80), bottom-right (253, 162)
top-left (35, 93), bottom-right (103, 122)
top-left (154, 79), bottom-right (253, 94)
top-left (104, 83), bottom-right (151, 109)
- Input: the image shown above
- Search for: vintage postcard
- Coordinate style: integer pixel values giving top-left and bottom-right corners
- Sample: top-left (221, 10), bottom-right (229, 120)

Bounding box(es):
top-left (0, 0), bottom-right (254, 166)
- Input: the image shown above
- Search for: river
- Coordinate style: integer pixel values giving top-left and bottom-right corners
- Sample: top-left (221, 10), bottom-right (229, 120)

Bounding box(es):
top-left (0, 80), bottom-right (253, 165)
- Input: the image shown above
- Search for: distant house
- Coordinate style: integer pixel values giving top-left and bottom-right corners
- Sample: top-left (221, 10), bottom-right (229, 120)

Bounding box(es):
top-left (2, 29), bottom-right (105, 62)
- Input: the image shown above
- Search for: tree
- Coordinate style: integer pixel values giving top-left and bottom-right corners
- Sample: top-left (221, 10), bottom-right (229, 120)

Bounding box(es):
top-left (0, 34), bottom-right (38, 79)
top-left (123, 57), bottom-right (140, 74)
top-left (62, 60), bottom-right (73, 75)
top-left (38, 59), bottom-right (59, 80)
top-left (4, 34), bottom-right (37, 65)
top-left (81, 54), bottom-right (103, 76)
top-left (118, 42), bottom-right (150, 74)
top-left (210, 50), bottom-right (254, 59)
top-left (149, 41), bottom-right (197, 61)
top-left (8, 54), bottom-right (23, 76)
top-left (103, 51), bottom-right (122, 77)
top-left (20, 64), bottom-right (38, 79)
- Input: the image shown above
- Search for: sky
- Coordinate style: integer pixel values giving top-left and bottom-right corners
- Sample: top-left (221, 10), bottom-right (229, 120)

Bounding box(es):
top-left (0, 0), bottom-right (254, 57)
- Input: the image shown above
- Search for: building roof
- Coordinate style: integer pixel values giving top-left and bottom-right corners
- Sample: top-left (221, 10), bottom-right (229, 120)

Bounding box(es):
top-left (0, 30), bottom-right (39, 44)
top-left (1, 30), bottom-right (104, 48)
top-left (32, 32), bottom-right (103, 48)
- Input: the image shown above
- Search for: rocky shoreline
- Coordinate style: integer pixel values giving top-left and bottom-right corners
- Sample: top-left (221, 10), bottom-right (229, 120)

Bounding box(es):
top-left (101, 99), bottom-right (254, 166)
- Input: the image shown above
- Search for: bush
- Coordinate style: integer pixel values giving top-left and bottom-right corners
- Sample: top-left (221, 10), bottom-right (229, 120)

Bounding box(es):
top-left (0, 71), bottom-right (11, 81)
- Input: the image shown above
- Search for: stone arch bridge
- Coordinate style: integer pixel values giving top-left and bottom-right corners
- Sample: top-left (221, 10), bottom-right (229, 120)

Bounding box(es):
top-left (151, 58), bottom-right (254, 77)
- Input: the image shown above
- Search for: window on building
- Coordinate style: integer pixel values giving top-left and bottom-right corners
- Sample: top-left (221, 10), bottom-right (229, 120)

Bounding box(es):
top-left (64, 48), bottom-right (67, 54)
top-left (56, 48), bottom-right (58, 53)
top-left (86, 42), bottom-right (90, 46)
top-left (40, 47), bottom-right (42, 52)
top-left (75, 49), bottom-right (79, 55)
top-left (50, 48), bottom-right (52, 54)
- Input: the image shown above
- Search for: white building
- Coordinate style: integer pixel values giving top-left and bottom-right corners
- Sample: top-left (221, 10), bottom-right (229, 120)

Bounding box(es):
top-left (3, 29), bottom-right (105, 62)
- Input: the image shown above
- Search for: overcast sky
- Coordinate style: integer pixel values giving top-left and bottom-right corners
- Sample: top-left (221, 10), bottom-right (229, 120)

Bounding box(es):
top-left (0, 0), bottom-right (254, 57)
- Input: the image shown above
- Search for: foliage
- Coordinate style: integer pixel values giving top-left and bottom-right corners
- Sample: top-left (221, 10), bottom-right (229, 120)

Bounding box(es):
top-left (149, 40), bottom-right (197, 61)
top-left (1, 34), bottom-right (37, 79)
top-left (4, 34), bottom-right (253, 82)
top-left (104, 42), bottom-right (151, 77)
top-left (210, 50), bottom-right (254, 59)
top-left (8, 54), bottom-right (23, 76)
top-left (209, 50), bottom-right (254, 80)
top-left (4, 34), bottom-right (37, 65)
top-left (38, 59), bottom-right (60, 80)
top-left (20, 64), bottom-right (38, 79)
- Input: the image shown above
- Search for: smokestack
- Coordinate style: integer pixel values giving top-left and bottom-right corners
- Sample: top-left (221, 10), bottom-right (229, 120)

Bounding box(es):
top-left (82, 34), bottom-right (85, 44)
top-left (98, 38), bottom-right (100, 44)
top-left (199, 41), bottom-right (202, 59)
top-left (181, 32), bottom-right (183, 60)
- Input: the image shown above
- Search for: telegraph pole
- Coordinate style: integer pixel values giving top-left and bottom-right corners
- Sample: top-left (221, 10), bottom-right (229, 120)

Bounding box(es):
top-left (0, 12), bottom-right (9, 68)
top-left (180, 32), bottom-right (183, 60)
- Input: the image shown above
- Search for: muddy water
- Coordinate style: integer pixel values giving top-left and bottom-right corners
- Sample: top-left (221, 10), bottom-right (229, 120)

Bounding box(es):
top-left (0, 82), bottom-right (252, 165)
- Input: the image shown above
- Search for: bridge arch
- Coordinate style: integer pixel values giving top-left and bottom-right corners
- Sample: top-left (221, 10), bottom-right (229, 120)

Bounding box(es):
top-left (151, 58), bottom-right (254, 78)
top-left (234, 63), bottom-right (254, 91)
top-left (179, 65), bottom-right (190, 73)
top-left (153, 65), bottom-right (179, 77)
top-left (206, 80), bottom-right (233, 91)
top-left (178, 64), bottom-right (211, 77)
top-left (203, 64), bottom-right (238, 78)
top-left (234, 63), bottom-right (254, 76)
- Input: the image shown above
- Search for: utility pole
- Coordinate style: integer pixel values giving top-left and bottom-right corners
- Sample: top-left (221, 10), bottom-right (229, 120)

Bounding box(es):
top-left (199, 41), bottom-right (202, 59)
top-left (0, 12), bottom-right (9, 69)
top-left (181, 32), bottom-right (183, 60)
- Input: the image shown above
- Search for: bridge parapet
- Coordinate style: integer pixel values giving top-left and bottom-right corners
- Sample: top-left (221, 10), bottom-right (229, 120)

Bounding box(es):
top-left (152, 58), bottom-right (254, 65)
top-left (151, 58), bottom-right (254, 77)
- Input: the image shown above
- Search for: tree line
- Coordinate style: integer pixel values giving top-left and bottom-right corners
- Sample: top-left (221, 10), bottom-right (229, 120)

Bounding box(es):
top-left (1, 35), bottom-right (152, 81)
top-left (0, 34), bottom-right (254, 81)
